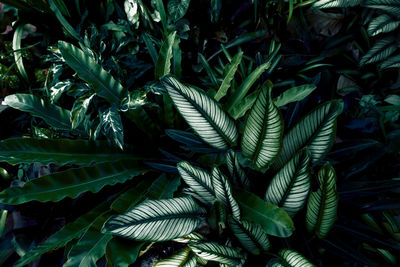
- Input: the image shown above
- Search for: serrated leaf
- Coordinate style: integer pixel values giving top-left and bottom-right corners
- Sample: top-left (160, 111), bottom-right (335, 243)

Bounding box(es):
top-left (234, 189), bottom-right (294, 237)
top-left (312, 0), bottom-right (361, 9)
top-left (274, 84), bottom-right (317, 107)
top-left (0, 160), bottom-right (147, 204)
top-left (368, 14), bottom-right (400, 36)
top-left (177, 161), bottom-right (215, 205)
top-left (241, 85), bottom-right (283, 170)
top-left (228, 216), bottom-right (270, 255)
top-left (189, 241), bottom-right (244, 265)
top-left (215, 52), bottom-right (243, 101)
top-left (272, 100), bottom-right (343, 170)
top-left (167, 0), bottom-right (191, 22)
top-left (265, 149), bottom-right (311, 217)
top-left (226, 150), bottom-right (250, 190)
top-left (162, 76), bottom-right (238, 149)
top-left (99, 106), bottom-right (125, 149)
top-left (154, 247), bottom-right (197, 267)
top-left (155, 31), bottom-right (177, 79)
top-left (360, 37), bottom-right (397, 66)
top-left (0, 138), bottom-right (138, 165)
top-left (268, 249), bottom-right (315, 267)
top-left (306, 164), bottom-right (338, 238)
top-left (59, 41), bottom-right (125, 104)
top-left (212, 167), bottom-right (241, 219)
top-left (102, 197), bottom-right (206, 241)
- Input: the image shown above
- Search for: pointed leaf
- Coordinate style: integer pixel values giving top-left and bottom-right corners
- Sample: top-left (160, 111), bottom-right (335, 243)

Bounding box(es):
top-left (71, 94), bottom-right (95, 130)
top-left (167, 0), bottom-right (191, 22)
top-left (241, 85), bottom-right (283, 169)
top-left (230, 89), bottom-right (260, 119)
top-left (12, 24), bottom-right (28, 82)
top-left (364, 1), bottom-right (400, 18)
top-left (268, 249), bottom-right (315, 267)
top-left (274, 84), bottom-right (317, 107)
top-left (100, 106), bottom-right (125, 149)
top-left (162, 76), bottom-right (238, 149)
top-left (208, 200), bottom-right (227, 234)
top-left (368, 14), bottom-right (400, 36)
top-left (214, 52), bottom-right (243, 101)
top-left (226, 150), bottom-right (250, 190)
top-left (102, 197), bottom-right (206, 241)
top-left (105, 238), bottom-right (144, 267)
top-left (312, 0), bottom-right (361, 9)
top-left (155, 31), bottom-right (177, 79)
top-left (154, 247), bottom-right (197, 267)
top-left (189, 241), bottom-right (244, 265)
top-left (360, 37), bottom-right (397, 66)
top-left (306, 164), bottom-right (338, 238)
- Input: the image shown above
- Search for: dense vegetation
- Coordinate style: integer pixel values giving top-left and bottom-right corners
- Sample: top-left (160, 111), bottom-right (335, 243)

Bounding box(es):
top-left (0, 0), bottom-right (399, 266)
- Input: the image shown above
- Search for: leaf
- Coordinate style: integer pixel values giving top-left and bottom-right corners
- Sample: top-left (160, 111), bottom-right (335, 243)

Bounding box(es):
top-left (100, 106), bottom-right (125, 150)
top-left (272, 100), bottom-right (343, 170)
top-left (177, 161), bottom-right (215, 205)
top-left (228, 216), bottom-right (270, 255)
top-left (14, 201), bottom-right (109, 267)
top-left (208, 200), bottom-right (227, 235)
top-left (0, 160), bottom-right (147, 204)
top-left (189, 241), bottom-right (244, 265)
top-left (198, 53), bottom-right (219, 88)
top-left (234, 189), bottom-right (294, 237)
top-left (154, 247), bottom-right (197, 267)
top-left (214, 52), bottom-right (243, 101)
top-left (212, 167), bottom-right (241, 219)
top-left (59, 41), bottom-right (125, 104)
top-left (364, 0), bottom-right (400, 18)
top-left (155, 31), bottom-right (177, 79)
top-left (71, 94), bottom-right (95, 130)
top-left (105, 238), bottom-right (144, 267)
top-left (49, 0), bottom-right (80, 40)
top-left (12, 24), bottom-right (28, 82)
top-left (167, 0), bottom-right (191, 22)
top-left (173, 232), bottom-right (204, 243)
top-left (0, 138), bottom-right (138, 165)
top-left (265, 149), bottom-right (311, 217)
top-left (147, 174), bottom-right (181, 199)
top-left (102, 197), bottom-right (206, 241)
top-left (153, 0), bottom-right (168, 33)
top-left (226, 150), bottom-right (250, 189)
top-left (230, 89), bottom-right (260, 119)
top-left (360, 37), bottom-right (397, 66)
top-left (274, 84), bottom-right (317, 107)
top-left (241, 85), bottom-right (283, 170)
top-left (312, 0), bottom-right (362, 9)
top-left (268, 249), bottom-right (315, 267)
top-left (306, 164), bottom-right (338, 238)
top-left (162, 76), bottom-right (238, 150)
top-left (380, 53), bottom-right (400, 69)
top-left (368, 14), bottom-right (400, 36)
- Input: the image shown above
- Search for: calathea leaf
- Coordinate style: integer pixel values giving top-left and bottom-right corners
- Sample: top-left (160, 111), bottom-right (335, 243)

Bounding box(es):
top-left (306, 164), bottom-right (338, 238)
top-left (226, 150), bottom-right (250, 190)
top-left (272, 100), bottom-right (343, 170)
top-left (214, 51), bottom-right (243, 101)
top-left (208, 200), bottom-right (227, 235)
top-left (102, 196), bottom-right (206, 241)
top-left (99, 105), bottom-right (125, 150)
top-left (364, 1), bottom-right (400, 18)
top-left (380, 53), bottom-right (400, 69)
top-left (360, 37), bottom-right (397, 66)
top-left (189, 241), bottom-right (244, 265)
top-left (177, 161), bottom-right (215, 205)
top-left (212, 167), bottom-right (241, 219)
top-left (173, 232), bottom-right (204, 243)
top-left (265, 148), bottom-right (311, 217)
top-left (367, 14), bottom-right (400, 36)
top-left (154, 247), bottom-right (197, 267)
top-left (161, 76), bottom-right (238, 149)
top-left (59, 41), bottom-right (126, 104)
top-left (312, 0), bottom-right (362, 9)
top-left (241, 84), bottom-right (283, 170)
top-left (267, 249), bottom-right (315, 267)
top-left (155, 31), bottom-right (177, 79)
top-left (228, 216), bottom-right (270, 255)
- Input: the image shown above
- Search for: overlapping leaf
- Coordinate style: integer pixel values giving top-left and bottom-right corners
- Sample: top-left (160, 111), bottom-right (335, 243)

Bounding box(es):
top-left (226, 150), bottom-right (250, 189)
top-left (313, 0), bottom-right (361, 9)
top-left (268, 249), bottom-right (315, 267)
top-left (360, 37), bottom-right (397, 66)
top-left (367, 14), bottom-right (400, 36)
top-left (214, 51), bottom-right (243, 101)
top-left (189, 241), bottom-right (244, 265)
top-left (162, 76), bottom-right (238, 149)
top-left (154, 247), bottom-right (197, 267)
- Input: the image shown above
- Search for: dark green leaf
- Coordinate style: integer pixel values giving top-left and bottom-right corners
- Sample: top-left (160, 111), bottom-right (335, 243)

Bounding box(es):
top-left (167, 0), bottom-right (191, 22)
top-left (274, 84), bottom-right (317, 107)
top-left (155, 31), bottom-right (177, 79)
top-left (214, 51), bottom-right (243, 101)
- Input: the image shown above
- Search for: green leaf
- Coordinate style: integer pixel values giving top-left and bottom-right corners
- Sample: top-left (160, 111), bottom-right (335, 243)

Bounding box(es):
top-left (368, 14), bottom-right (400, 36)
top-left (214, 52), bottom-right (243, 101)
top-left (106, 238), bottom-right (144, 267)
top-left (173, 232), bottom-right (204, 243)
top-left (228, 216), bottom-right (270, 255)
top-left (177, 161), bottom-right (215, 205)
top-left (154, 0), bottom-right (168, 33)
top-left (167, 0), bottom-right (191, 22)
top-left (12, 24), bottom-right (29, 82)
top-left (147, 174), bottom-right (181, 199)
top-left (162, 76), bottom-right (238, 149)
top-left (59, 41), bottom-right (125, 104)
top-left (100, 106), bottom-right (125, 149)
top-left (312, 0), bottom-right (361, 9)
top-left (198, 53), bottom-right (219, 88)
top-left (226, 150), bottom-right (250, 190)
top-left (208, 200), bottom-right (227, 234)
top-left (241, 85), bottom-right (283, 170)
top-left (49, 0), bottom-right (80, 40)
top-left (268, 249), bottom-right (315, 267)
top-left (0, 138), bottom-right (139, 165)
top-left (189, 241), bottom-right (244, 265)
top-left (71, 94), bottom-right (95, 130)
top-left (155, 31), bottom-right (177, 79)
top-left (265, 149), bottom-right (311, 217)
top-left (380, 53), bottom-right (400, 69)
top-left (102, 196), bottom-right (206, 241)
top-left (306, 164), bottom-right (338, 238)
top-left (360, 37), bottom-right (397, 66)
top-left (274, 84), bottom-right (317, 107)
top-left (234, 189), bottom-right (294, 237)
top-left (272, 100), bottom-right (343, 170)
top-left (154, 247), bottom-right (197, 267)
top-left (0, 160), bottom-right (147, 204)
top-left (212, 167), bottom-right (241, 219)
top-left (364, 1), bottom-right (400, 18)
top-left (14, 201), bottom-right (109, 267)
top-left (230, 88), bottom-right (260, 119)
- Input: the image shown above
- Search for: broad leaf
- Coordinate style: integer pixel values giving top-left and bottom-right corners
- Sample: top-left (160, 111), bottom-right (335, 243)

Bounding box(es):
top-left (228, 216), bottom-right (270, 255)
top-left (212, 167), bottom-right (241, 219)
top-left (162, 76), bottom-right (238, 149)
top-left (241, 85), bottom-right (283, 170)
top-left (226, 150), bottom-right (250, 189)
top-left (167, 0), bottom-right (191, 22)
top-left (268, 249), bottom-right (315, 267)
top-left (368, 14), bottom-right (400, 36)
top-left (364, 1), bottom-right (400, 18)
top-left (265, 149), bottom-right (311, 217)
top-left (360, 37), bottom-right (397, 66)
top-left (272, 100), bottom-right (343, 170)
top-left (274, 84), bottom-right (317, 107)
top-left (234, 189), bottom-right (294, 237)
top-left (102, 197), bottom-right (206, 241)
top-left (177, 161), bottom-right (215, 205)
top-left (105, 238), bottom-right (144, 267)
top-left (214, 51), bottom-right (243, 101)
top-left (306, 164), bottom-right (338, 238)
top-left (154, 247), bottom-right (197, 267)
top-left (0, 160), bottom-right (147, 204)
top-left (230, 89), bottom-right (260, 119)
top-left (155, 31), bottom-right (177, 79)
top-left (312, 0), bottom-right (361, 9)
top-left (147, 174), bottom-right (181, 199)
top-left (173, 232), bottom-right (204, 243)
top-left (71, 94), bottom-right (95, 130)
top-left (189, 241), bottom-right (244, 265)
top-left (59, 41), bottom-right (125, 104)
top-left (99, 106), bottom-right (125, 150)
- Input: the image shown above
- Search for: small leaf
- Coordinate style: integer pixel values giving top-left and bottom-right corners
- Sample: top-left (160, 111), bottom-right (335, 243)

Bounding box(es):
top-left (99, 106), bottom-right (125, 150)
top-left (274, 84), bottom-right (317, 107)
top-left (154, 247), bottom-right (197, 267)
top-left (215, 51), bottom-right (243, 101)
top-left (226, 150), bottom-right (250, 189)
top-left (12, 24), bottom-right (28, 82)
top-left (268, 249), bottom-right (315, 267)
top-left (71, 94), bottom-right (95, 130)
top-left (229, 89), bottom-right (260, 119)
top-left (155, 31), bottom-right (177, 79)
top-left (167, 0), bottom-right (191, 22)
top-left (189, 241), bottom-right (244, 265)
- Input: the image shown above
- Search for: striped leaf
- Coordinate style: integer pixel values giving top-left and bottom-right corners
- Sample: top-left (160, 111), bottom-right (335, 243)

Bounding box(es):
top-left (380, 53), bottom-right (400, 69)
top-left (215, 51), bottom-right (243, 101)
top-left (272, 100), bottom-right (343, 170)
top-left (367, 14), bottom-right (400, 36)
top-left (364, 0), bottom-right (400, 18)
top-left (208, 200), bottom-right (227, 234)
top-left (226, 150), bottom-right (250, 189)
top-left (306, 164), bottom-right (338, 238)
top-left (312, 0), bottom-right (361, 9)
top-left (360, 37), bottom-right (397, 66)
top-left (102, 197), bottom-right (206, 241)
top-left (154, 247), bottom-right (197, 267)
top-left (177, 161), bottom-right (215, 205)
top-left (162, 76), bottom-right (238, 150)
top-left (189, 241), bottom-right (244, 265)
top-left (173, 232), bottom-right (204, 243)
top-left (268, 249), bottom-right (315, 267)
top-left (265, 149), bottom-right (311, 217)
top-left (228, 216), bottom-right (270, 255)
top-left (241, 85), bottom-right (283, 170)
top-left (212, 167), bottom-right (241, 219)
